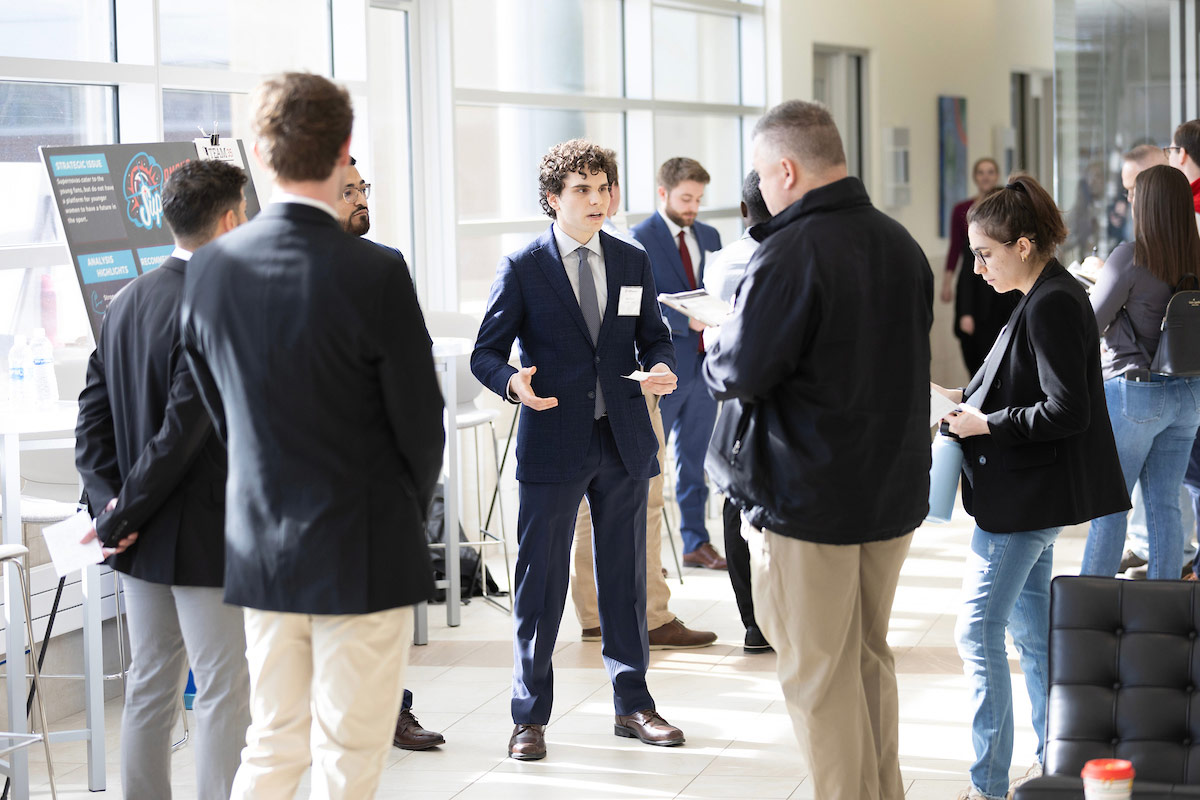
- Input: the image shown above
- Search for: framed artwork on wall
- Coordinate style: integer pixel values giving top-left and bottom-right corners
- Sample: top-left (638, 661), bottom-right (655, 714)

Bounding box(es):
top-left (938, 95), bottom-right (968, 238)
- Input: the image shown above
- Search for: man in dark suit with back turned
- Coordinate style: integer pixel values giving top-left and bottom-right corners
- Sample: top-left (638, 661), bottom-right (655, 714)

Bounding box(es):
top-left (336, 155), bottom-right (446, 753)
top-left (472, 139), bottom-right (683, 761)
top-left (180, 73), bottom-right (445, 800)
top-left (75, 158), bottom-right (251, 800)
top-left (632, 158), bottom-right (725, 569)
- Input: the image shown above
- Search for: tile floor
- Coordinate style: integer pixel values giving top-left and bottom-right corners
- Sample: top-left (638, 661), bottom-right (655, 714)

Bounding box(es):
top-left (16, 501), bottom-right (1086, 799)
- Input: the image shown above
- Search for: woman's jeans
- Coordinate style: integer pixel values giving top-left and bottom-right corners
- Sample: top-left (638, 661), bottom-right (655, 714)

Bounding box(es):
top-left (956, 525), bottom-right (1060, 800)
top-left (1081, 375), bottom-right (1200, 579)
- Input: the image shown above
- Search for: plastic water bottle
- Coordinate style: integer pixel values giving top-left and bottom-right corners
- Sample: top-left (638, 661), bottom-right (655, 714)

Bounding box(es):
top-left (7, 334), bottom-right (34, 408)
top-left (30, 327), bottom-right (58, 405)
top-left (926, 425), bottom-right (964, 523)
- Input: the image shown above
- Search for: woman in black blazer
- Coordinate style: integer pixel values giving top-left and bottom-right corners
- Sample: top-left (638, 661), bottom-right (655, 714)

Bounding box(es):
top-left (931, 175), bottom-right (1127, 800)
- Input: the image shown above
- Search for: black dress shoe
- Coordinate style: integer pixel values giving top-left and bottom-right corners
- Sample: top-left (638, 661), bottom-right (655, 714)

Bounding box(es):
top-left (508, 723), bottom-right (546, 760)
top-left (744, 626), bottom-right (773, 654)
top-left (393, 708), bottom-right (445, 750)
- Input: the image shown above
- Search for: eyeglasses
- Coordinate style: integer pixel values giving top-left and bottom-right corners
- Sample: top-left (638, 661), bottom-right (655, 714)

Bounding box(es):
top-left (341, 183), bottom-right (371, 204)
top-left (970, 238), bottom-right (1036, 267)
top-left (1164, 145), bottom-right (1183, 159)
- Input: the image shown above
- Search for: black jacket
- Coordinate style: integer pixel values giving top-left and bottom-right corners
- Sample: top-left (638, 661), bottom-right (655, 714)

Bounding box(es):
top-left (75, 257), bottom-right (226, 587)
top-left (703, 177), bottom-right (934, 544)
top-left (960, 260), bottom-right (1129, 532)
top-left (180, 203), bottom-right (445, 614)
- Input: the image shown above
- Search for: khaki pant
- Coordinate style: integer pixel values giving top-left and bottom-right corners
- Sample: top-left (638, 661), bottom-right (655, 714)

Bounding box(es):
top-left (745, 520), bottom-right (912, 800)
top-left (571, 393), bottom-right (674, 631)
top-left (230, 606), bottom-right (413, 800)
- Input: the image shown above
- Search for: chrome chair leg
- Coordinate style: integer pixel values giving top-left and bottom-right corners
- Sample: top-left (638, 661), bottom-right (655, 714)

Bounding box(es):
top-left (14, 561), bottom-right (57, 800)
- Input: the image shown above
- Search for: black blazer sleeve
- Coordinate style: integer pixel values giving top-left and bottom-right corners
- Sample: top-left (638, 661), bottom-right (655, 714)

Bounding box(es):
top-left (376, 265), bottom-right (445, 515)
top-left (986, 288), bottom-right (1092, 447)
top-left (75, 346), bottom-right (122, 514)
top-left (93, 344), bottom-right (215, 545)
top-left (181, 316), bottom-right (228, 445)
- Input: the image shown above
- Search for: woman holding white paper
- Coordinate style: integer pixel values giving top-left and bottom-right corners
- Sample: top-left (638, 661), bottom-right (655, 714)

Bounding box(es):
top-left (930, 174), bottom-right (1126, 800)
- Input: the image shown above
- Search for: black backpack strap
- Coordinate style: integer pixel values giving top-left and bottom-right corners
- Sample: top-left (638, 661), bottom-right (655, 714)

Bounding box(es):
top-left (1177, 273), bottom-right (1200, 292)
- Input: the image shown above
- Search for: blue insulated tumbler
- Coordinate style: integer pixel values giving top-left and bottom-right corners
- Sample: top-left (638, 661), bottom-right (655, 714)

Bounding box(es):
top-left (926, 425), bottom-right (963, 523)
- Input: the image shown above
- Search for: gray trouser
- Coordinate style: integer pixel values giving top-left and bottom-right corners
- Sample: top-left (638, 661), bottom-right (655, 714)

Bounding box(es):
top-left (121, 575), bottom-right (251, 800)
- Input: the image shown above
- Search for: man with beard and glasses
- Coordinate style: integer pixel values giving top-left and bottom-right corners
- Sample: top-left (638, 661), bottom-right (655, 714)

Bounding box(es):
top-left (335, 156), bottom-right (446, 752)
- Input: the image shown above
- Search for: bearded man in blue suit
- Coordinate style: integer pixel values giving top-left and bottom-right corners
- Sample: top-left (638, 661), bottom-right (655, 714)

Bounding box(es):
top-left (632, 158), bottom-right (725, 569)
top-left (473, 140), bottom-right (685, 761)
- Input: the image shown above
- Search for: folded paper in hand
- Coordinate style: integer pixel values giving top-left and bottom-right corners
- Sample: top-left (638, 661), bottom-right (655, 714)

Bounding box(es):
top-left (41, 510), bottom-right (104, 579)
top-left (930, 388), bottom-right (959, 428)
top-left (657, 289), bottom-right (732, 328)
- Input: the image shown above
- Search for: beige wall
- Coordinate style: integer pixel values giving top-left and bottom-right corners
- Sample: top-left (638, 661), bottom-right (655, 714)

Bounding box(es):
top-left (764, 0), bottom-right (1054, 387)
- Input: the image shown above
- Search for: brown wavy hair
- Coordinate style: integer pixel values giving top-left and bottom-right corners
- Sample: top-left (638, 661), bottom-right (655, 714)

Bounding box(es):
top-left (538, 140), bottom-right (617, 219)
top-left (251, 73), bottom-right (353, 183)
top-left (1133, 164), bottom-right (1200, 285)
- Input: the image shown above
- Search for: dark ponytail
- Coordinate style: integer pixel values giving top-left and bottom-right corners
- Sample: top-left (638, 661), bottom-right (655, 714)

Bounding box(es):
top-left (966, 174), bottom-right (1067, 259)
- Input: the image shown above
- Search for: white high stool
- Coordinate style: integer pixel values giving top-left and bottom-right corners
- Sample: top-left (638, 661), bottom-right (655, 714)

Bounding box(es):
top-left (0, 544), bottom-right (56, 799)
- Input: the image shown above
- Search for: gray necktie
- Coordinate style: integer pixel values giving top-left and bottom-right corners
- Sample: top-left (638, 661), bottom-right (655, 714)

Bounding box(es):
top-left (577, 248), bottom-right (605, 418)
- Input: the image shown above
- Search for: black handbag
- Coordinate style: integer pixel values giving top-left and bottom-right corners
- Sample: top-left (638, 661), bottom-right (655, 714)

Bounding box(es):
top-left (1122, 273), bottom-right (1200, 377)
top-left (704, 398), bottom-right (773, 514)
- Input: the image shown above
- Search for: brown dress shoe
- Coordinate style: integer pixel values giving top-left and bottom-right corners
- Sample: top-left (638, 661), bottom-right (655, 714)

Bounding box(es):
top-left (581, 626), bottom-right (601, 642)
top-left (393, 708), bottom-right (445, 750)
top-left (682, 542), bottom-right (727, 570)
top-left (508, 723), bottom-right (546, 760)
top-left (648, 618), bottom-right (717, 650)
top-left (614, 709), bottom-right (685, 746)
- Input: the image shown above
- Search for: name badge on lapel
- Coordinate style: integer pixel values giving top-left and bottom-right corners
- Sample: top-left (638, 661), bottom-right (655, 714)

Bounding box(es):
top-left (618, 286), bottom-right (643, 316)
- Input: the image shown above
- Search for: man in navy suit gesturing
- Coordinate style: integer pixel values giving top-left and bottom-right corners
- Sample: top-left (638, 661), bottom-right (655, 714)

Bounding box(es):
top-left (472, 140), bottom-right (683, 761)
top-left (632, 159), bottom-right (725, 569)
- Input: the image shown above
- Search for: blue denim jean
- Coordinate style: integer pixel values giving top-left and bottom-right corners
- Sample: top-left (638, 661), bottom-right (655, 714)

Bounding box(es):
top-left (1124, 480), bottom-right (1196, 565)
top-left (1081, 375), bottom-right (1200, 580)
top-left (956, 525), bottom-right (1060, 800)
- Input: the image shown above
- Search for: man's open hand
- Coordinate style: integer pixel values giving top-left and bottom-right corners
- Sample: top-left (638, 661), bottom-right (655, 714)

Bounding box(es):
top-left (508, 365), bottom-right (559, 410)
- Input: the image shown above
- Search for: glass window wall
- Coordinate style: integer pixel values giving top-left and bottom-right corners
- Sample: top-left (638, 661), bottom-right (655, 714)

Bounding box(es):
top-left (1054, 0), bottom-right (1173, 263)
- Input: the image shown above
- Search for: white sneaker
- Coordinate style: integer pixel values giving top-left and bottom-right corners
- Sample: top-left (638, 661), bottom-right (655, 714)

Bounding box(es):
top-left (1008, 761), bottom-right (1043, 795)
top-left (957, 787), bottom-right (1012, 800)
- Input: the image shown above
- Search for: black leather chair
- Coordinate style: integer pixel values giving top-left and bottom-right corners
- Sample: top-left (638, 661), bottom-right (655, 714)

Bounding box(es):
top-left (1015, 576), bottom-right (1200, 798)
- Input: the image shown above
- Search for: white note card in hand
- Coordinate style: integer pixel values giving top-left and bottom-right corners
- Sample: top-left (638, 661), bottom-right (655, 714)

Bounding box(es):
top-left (41, 510), bottom-right (104, 579)
top-left (624, 370), bottom-right (653, 382)
top-left (930, 388), bottom-right (960, 428)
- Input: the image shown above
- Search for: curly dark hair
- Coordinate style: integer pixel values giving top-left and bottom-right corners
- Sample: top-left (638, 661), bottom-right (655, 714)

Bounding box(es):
top-left (538, 139), bottom-right (617, 219)
top-left (163, 159), bottom-right (247, 245)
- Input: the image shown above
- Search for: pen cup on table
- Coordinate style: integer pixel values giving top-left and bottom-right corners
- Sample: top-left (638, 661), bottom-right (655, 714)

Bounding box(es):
top-left (1081, 758), bottom-right (1134, 799)
top-left (926, 421), bottom-right (963, 523)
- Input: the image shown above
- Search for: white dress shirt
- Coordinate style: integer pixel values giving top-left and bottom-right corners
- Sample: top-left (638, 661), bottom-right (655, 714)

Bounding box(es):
top-left (553, 223), bottom-right (608, 317)
top-left (658, 209), bottom-right (701, 282)
top-left (270, 190), bottom-right (339, 220)
top-left (171, 246), bottom-right (194, 262)
top-left (602, 216), bottom-right (645, 252)
top-left (702, 231), bottom-right (759, 303)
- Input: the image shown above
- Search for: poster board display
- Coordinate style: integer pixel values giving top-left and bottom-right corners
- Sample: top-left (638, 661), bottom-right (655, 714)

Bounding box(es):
top-left (40, 140), bottom-right (261, 339)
